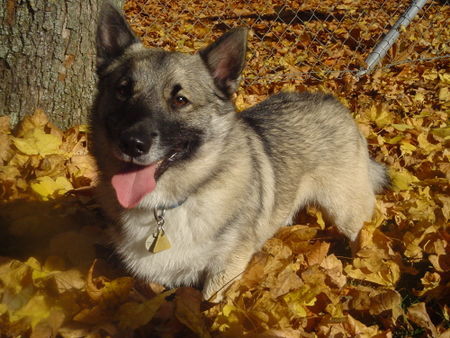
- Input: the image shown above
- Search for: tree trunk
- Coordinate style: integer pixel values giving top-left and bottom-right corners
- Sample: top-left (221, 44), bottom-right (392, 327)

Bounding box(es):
top-left (0, 0), bottom-right (124, 129)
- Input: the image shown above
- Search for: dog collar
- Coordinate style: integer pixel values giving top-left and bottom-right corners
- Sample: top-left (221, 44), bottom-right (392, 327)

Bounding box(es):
top-left (161, 197), bottom-right (187, 211)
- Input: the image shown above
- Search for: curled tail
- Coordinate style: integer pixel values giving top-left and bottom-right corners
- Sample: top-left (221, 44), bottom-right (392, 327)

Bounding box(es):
top-left (369, 160), bottom-right (390, 193)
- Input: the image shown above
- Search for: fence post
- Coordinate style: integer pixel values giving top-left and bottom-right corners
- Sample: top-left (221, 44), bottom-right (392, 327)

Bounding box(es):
top-left (356, 0), bottom-right (429, 77)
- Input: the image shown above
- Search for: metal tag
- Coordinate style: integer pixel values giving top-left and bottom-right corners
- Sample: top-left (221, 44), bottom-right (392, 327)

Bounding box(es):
top-left (146, 229), bottom-right (171, 253)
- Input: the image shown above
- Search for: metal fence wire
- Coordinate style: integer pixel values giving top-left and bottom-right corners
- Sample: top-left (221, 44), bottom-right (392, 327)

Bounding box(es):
top-left (125, 0), bottom-right (450, 84)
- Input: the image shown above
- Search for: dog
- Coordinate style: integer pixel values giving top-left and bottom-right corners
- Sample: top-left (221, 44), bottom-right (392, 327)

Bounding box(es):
top-left (90, 3), bottom-right (388, 300)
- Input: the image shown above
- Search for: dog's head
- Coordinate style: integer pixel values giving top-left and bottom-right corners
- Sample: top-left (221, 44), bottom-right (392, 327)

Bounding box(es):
top-left (91, 3), bottom-right (248, 209)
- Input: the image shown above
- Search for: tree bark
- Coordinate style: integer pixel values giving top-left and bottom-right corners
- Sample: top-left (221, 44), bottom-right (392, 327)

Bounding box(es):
top-left (0, 0), bottom-right (124, 129)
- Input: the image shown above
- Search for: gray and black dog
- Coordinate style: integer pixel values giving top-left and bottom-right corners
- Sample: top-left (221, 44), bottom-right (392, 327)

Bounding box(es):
top-left (90, 3), bottom-right (388, 300)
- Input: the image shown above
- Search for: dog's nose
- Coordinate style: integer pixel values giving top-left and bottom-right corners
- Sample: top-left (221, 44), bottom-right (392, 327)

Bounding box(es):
top-left (119, 132), bottom-right (152, 158)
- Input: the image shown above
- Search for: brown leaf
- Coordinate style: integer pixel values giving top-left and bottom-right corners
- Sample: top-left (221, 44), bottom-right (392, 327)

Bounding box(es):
top-left (407, 302), bottom-right (438, 337)
top-left (305, 241), bottom-right (330, 266)
top-left (175, 287), bottom-right (211, 337)
top-left (269, 263), bottom-right (303, 298)
top-left (320, 254), bottom-right (347, 288)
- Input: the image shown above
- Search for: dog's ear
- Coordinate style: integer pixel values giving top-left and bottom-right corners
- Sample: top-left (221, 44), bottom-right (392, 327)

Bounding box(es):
top-left (96, 2), bottom-right (139, 74)
top-left (199, 27), bottom-right (248, 97)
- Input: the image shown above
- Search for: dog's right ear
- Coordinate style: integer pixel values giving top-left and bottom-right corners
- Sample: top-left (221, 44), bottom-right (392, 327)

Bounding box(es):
top-left (200, 27), bottom-right (248, 97)
top-left (96, 2), bottom-right (139, 74)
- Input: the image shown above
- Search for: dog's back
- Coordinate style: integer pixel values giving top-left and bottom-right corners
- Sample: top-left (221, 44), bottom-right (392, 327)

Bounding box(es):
top-left (242, 92), bottom-right (388, 241)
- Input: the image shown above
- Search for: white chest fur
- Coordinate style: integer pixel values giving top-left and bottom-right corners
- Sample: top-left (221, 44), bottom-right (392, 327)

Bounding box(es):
top-left (112, 198), bottom-right (228, 288)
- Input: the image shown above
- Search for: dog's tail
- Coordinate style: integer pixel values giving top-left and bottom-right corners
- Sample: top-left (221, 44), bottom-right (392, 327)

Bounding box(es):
top-left (369, 159), bottom-right (390, 193)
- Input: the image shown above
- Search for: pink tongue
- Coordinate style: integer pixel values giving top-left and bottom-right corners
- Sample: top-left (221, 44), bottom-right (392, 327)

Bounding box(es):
top-left (111, 164), bottom-right (158, 208)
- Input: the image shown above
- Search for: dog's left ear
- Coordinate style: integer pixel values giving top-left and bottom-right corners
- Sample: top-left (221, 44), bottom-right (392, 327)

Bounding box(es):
top-left (200, 27), bottom-right (248, 97)
top-left (96, 3), bottom-right (139, 74)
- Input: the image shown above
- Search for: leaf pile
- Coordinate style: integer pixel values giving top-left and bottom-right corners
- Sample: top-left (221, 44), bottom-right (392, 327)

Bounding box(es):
top-left (1, 0), bottom-right (449, 336)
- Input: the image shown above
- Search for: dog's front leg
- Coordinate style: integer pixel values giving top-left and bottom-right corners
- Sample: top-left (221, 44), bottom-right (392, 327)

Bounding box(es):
top-left (203, 271), bottom-right (232, 302)
top-left (203, 247), bottom-right (255, 302)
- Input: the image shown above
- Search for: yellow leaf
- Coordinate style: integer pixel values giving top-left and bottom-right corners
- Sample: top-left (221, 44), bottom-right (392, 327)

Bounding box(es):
top-left (409, 198), bottom-right (436, 223)
top-left (281, 83), bottom-right (296, 92)
top-left (345, 257), bottom-right (400, 286)
top-left (283, 286), bottom-right (317, 317)
top-left (30, 176), bottom-right (58, 200)
top-left (0, 303), bottom-right (7, 316)
top-left (14, 109), bottom-right (50, 137)
top-left (54, 176), bottom-right (73, 193)
top-left (287, 302), bottom-right (307, 317)
top-left (12, 137), bottom-right (38, 155)
top-left (431, 127), bottom-right (450, 139)
top-left (212, 303), bottom-right (241, 333)
top-left (326, 303), bottom-right (344, 318)
top-left (436, 194), bottom-right (450, 222)
top-left (391, 124), bottom-right (414, 131)
top-left (438, 72), bottom-right (450, 85)
top-left (12, 129), bottom-right (62, 156)
top-left (26, 257), bottom-right (51, 283)
top-left (385, 134), bottom-right (405, 144)
top-left (438, 87), bottom-right (449, 101)
top-left (377, 260), bottom-right (401, 286)
top-left (222, 304), bottom-right (237, 317)
top-left (0, 165), bottom-right (21, 182)
top-left (117, 289), bottom-right (176, 329)
top-left (422, 70), bottom-right (438, 81)
top-left (30, 176), bottom-right (73, 200)
top-left (400, 140), bottom-right (417, 155)
top-left (366, 105), bottom-right (393, 128)
top-left (389, 168), bottom-right (419, 191)
top-left (78, 124), bottom-right (89, 133)
top-left (0, 259), bottom-right (31, 295)
top-left (417, 133), bottom-right (441, 153)
top-left (234, 94), bottom-right (246, 111)
top-left (10, 294), bottom-right (51, 329)
top-left (307, 206), bottom-right (326, 230)
top-left (7, 152), bottom-right (29, 168)
top-left (414, 92), bottom-right (425, 103)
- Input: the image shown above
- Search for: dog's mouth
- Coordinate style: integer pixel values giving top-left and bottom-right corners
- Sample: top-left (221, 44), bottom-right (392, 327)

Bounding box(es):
top-left (111, 144), bottom-right (189, 209)
top-left (154, 145), bottom-right (187, 180)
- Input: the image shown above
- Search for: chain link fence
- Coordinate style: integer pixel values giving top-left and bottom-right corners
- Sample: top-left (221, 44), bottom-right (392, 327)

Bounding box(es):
top-left (125, 0), bottom-right (449, 84)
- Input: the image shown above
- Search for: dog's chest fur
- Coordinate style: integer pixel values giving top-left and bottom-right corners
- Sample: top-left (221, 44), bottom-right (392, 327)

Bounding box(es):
top-left (113, 201), bottom-right (221, 287)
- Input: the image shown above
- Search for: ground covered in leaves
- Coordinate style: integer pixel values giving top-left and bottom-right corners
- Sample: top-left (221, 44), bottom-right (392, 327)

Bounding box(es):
top-left (1, 0), bottom-right (449, 337)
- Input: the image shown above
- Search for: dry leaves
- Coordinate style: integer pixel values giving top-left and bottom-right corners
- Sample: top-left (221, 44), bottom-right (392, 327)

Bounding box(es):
top-left (1, 0), bottom-right (449, 336)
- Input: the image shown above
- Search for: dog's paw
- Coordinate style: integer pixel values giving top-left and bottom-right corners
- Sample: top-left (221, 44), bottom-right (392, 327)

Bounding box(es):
top-left (202, 274), bottom-right (229, 303)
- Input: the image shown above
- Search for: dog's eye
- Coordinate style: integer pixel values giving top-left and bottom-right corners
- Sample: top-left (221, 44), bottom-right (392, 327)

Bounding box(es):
top-left (116, 78), bottom-right (133, 99)
top-left (172, 95), bottom-right (189, 108)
